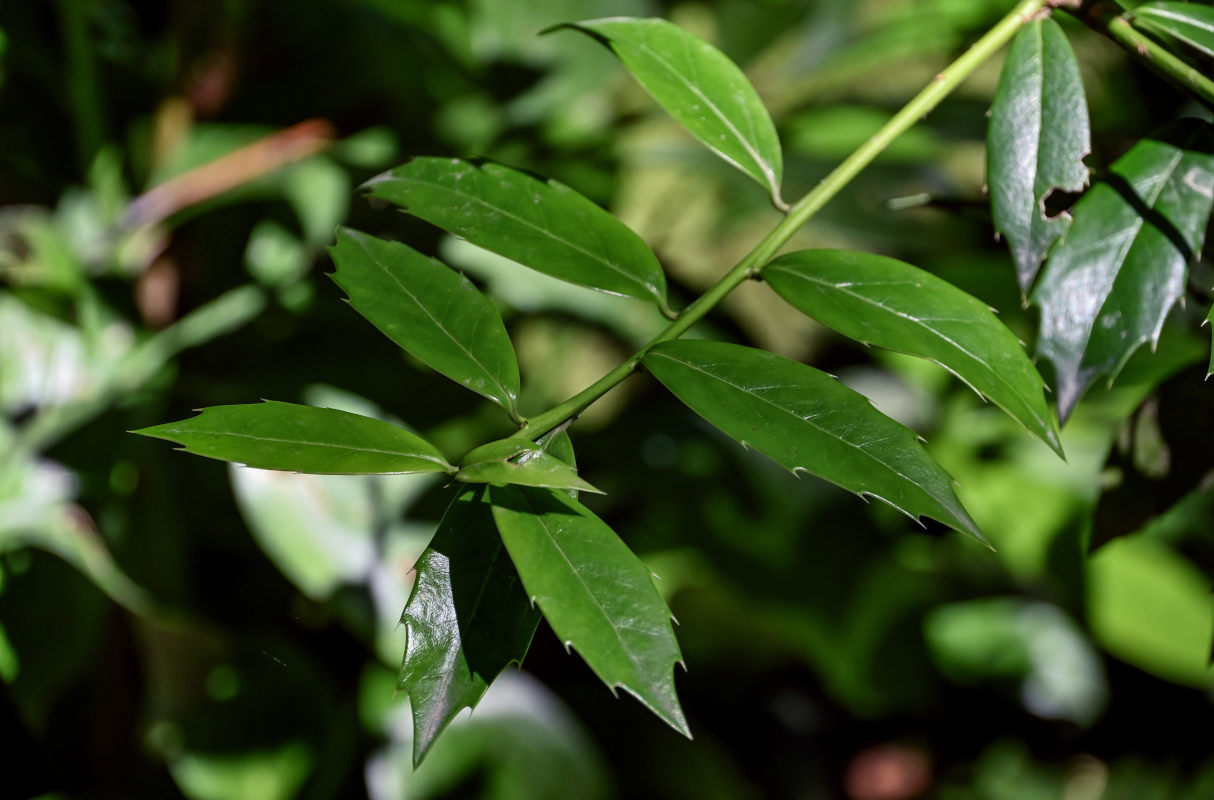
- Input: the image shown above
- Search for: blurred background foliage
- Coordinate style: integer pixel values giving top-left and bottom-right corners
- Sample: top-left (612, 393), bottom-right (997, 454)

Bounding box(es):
top-left (2, 0), bottom-right (1213, 798)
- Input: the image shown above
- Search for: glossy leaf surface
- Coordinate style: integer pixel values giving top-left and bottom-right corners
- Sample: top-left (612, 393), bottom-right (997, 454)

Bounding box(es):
top-left (457, 438), bottom-right (603, 494)
top-left (363, 158), bottom-right (670, 312)
top-left (490, 485), bottom-right (689, 737)
top-left (399, 485), bottom-right (542, 766)
top-left (135, 402), bottom-right (452, 474)
top-left (643, 340), bottom-right (985, 543)
top-left (329, 228), bottom-right (520, 414)
top-left (559, 17), bottom-right (784, 207)
top-left (765, 249), bottom-right (1061, 455)
top-left (1033, 120), bottom-right (1214, 421)
top-left (1130, 2), bottom-right (1214, 59)
top-left (987, 17), bottom-right (1090, 293)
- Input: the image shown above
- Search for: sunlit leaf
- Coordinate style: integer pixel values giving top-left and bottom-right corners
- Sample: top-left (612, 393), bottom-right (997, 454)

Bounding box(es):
top-left (134, 402), bottom-right (453, 475)
top-left (557, 17), bottom-right (785, 208)
top-left (643, 340), bottom-right (985, 543)
top-left (987, 17), bottom-right (1090, 293)
top-left (1088, 536), bottom-right (1214, 688)
top-left (329, 228), bottom-right (521, 415)
top-left (399, 485), bottom-right (542, 766)
top-left (363, 158), bottom-right (670, 313)
top-left (457, 438), bottom-right (603, 494)
top-left (1130, 2), bottom-right (1214, 59)
top-left (490, 485), bottom-right (689, 737)
top-left (1032, 120), bottom-right (1214, 421)
top-left (765, 249), bottom-right (1062, 455)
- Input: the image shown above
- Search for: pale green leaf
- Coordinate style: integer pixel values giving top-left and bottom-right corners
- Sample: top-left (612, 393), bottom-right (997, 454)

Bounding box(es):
top-left (765, 249), bottom-right (1061, 455)
top-left (329, 228), bottom-right (521, 415)
top-left (134, 402), bottom-right (453, 475)
top-left (490, 484), bottom-right (689, 737)
top-left (363, 158), bottom-right (670, 312)
top-left (643, 340), bottom-right (985, 543)
top-left (557, 17), bottom-right (785, 207)
top-left (457, 439), bottom-right (603, 494)
top-left (988, 17), bottom-right (1090, 292)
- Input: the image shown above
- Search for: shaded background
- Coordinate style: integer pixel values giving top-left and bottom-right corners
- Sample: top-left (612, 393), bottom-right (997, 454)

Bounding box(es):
top-left (3, 0), bottom-right (1214, 798)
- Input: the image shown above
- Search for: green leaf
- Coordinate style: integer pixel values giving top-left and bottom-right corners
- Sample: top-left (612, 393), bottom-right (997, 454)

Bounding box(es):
top-left (363, 158), bottom-right (670, 313)
top-left (1130, 2), bottom-right (1214, 59)
top-left (987, 17), bottom-right (1090, 293)
top-left (489, 484), bottom-right (689, 737)
top-left (557, 17), bottom-right (785, 208)
top-left (643, 340), bottom-right (985, 543)
top-left (765, 249), bottom-right (1062, 456)
top-left (1088, 536), bottom-right (1214, 688)
top-left (1207, 304), bottom-right (1214, 378)
top-left (1032, 120), bottom-right (1214, 422)
top-left (400, 485), bottom-right (542, 766)
top-left (456, 438), bottom-right (603, 494)
top-left (329, 228), bottom-right (521, 415)
top-left (134, 401), bottom-right (453, 475)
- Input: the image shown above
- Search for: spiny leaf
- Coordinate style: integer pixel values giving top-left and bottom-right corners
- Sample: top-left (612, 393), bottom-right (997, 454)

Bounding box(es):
top-left (1033, 120), bottom-right (1214, 422)
top-left (457, 438), bottom-right (603, 494)
top-left (988, 17), bottom-right (1090, 293)
top-left (643, 340), bottom-right (986, 544)
top-left (329, 228), bottom-right (521, 415)
top-left (1130, 2), bottom-right (1214, 60)
top-left (134, 401), bottom-right (453, 475)
top-left (765, 249), bottom-right (1062, 456)
top-left (400, 485), bottom-right (542, 766)
top-left (556, 17), bottom-right (785, 208)
top-left (490, 484), bottom-right (689, 738)
top-left (363, 158), bottom-right (670, 313)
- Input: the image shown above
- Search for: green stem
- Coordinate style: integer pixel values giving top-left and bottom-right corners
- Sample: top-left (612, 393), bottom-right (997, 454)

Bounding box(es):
top-left (55, 0), bottom-right (106, 173)
top-left (1069, 1), bottom-right (1214, 112)
top-left (512, 0), bottom-right (1049, 442)
top-left (11, 285), bottom-right (267, 456)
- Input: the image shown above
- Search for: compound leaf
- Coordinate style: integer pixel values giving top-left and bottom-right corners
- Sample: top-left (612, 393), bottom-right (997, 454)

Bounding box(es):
top-left (1130, 2), bottom-right (1214, 59)
top-left (988, 17), bottom-right (1090, 293)
top-left (135, 401), bottom-right (452, 475)
top-left (1033, 120), bottom-right (1214, 422)
top-left (364, 158), bottom-right (670, 313)
top-left (490, 484), bottom-right (689, 738)
top-left (400, 485), bottom-right (542, 766)
top-left (765, 249), bottom-right (1062, 456)
top-left (330, 228), bottom-right (521, 415)
top-left (558, 17), bottom-right (784, 208)
top-left (643, 340), bottom-right (985, 544)
top-left (457, 438), bottom-right (603, 494)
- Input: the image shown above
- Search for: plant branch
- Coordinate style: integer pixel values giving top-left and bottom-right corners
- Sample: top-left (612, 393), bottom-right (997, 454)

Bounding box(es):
top-left (1067, 1), bottom-right (1214, 112)
top-left (512, 0), bottom-right (1050, 443)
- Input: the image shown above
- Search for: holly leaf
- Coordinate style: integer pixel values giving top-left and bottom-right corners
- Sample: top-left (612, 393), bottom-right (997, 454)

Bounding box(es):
top-left (399, 485), bottom-right (542, 766)
top-left (765, 249), bottom-right (1062, 456)
top-left (363, 158), bottom-right (671, 314)
top-left (1033, 120), bottom-right (1214, 422)
top-left (556, 17), bottom-right (785, 208)
top-left (134, 401), bottom-right (452, 475)
top-left (1130, 2), bottom-right (1214, 60)
top-left (490, 484), bottom-right (689, 738)
top-left (330, 228), bottom-right (521, 416)
top-left (987, 17), bottom-right (1090, 293)
top-left (457, 438), bottom-right (603, 494)
top-left (643, 340), bottom-right (986, 544)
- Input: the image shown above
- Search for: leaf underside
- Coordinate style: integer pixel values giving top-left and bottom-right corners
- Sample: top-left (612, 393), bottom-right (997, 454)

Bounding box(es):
top-left (558, 17), bottom-right (784, 207)
top-left (490, 484), bottom-right (690, 737)
top-left (329, 228), bottom-right (520, 414)
top-left (987, 17), bottom-right (1090, 294)
top-left (643, 340), bottom-right (986, 544)
top-left (1130, 2), bottom-right (1214, 60)
top-left (399, 485), bottom-right (542, 766)
top-left (456, 438), bottom-right (603, 494)
top-left (1032, 120), bottom-right (1214, 422)
top-left (765, 250), bottom-right (1062, 456)
top-left (363, 157), bottom-right (670, 311)
top-left (134, 401), bottom-right (451, 475)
